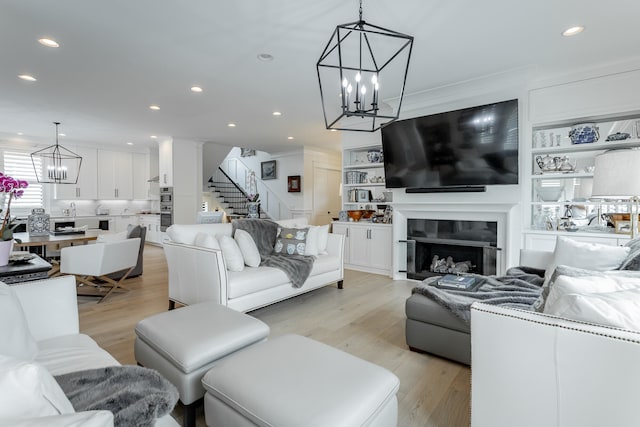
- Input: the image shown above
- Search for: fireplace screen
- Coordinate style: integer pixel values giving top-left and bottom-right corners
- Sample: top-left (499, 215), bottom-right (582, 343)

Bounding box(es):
top-left (406, 219), bottom-right (498, 280)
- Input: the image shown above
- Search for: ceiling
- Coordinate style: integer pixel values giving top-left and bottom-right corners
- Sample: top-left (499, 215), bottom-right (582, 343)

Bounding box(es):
top-left (1, 0), bottom-right (639, 154)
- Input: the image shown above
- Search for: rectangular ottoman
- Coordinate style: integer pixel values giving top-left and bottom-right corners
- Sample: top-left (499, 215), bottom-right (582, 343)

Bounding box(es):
top-left (202, 334), bottom-right (400, 427)
top-left (134, 301), bottom-right (270, 427)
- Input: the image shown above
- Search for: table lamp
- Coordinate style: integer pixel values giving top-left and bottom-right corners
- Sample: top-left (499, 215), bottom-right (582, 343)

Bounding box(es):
top-left (591, 149), bottom-right (640, 238)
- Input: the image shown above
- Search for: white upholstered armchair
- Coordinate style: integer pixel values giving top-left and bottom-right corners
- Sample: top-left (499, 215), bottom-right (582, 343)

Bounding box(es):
top-left (60, 238), bottom-right (140, 303)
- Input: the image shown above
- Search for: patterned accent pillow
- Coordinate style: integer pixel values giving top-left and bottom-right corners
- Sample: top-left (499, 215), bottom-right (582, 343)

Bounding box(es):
top-left (274, 227), bottom-right (308, 256)
top-left (619, 237), bottom-right (640, 270)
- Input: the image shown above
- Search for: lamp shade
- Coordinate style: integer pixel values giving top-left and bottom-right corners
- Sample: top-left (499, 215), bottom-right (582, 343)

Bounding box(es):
top-left (591, 149), bottom-right (640, 199)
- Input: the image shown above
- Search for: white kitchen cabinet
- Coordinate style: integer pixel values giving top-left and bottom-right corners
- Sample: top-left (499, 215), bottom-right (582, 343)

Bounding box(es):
top-left (139, 215), bottom-right (161, 245)
top-left (97, 150), bottom-right (133, 199)
top-left (115, 215), bottom-right (139, 233)
top-left (54, 146), bottom-right (98, 200)
top-left (132, 152), bottom-right (151, 200)
top-left (332, 222), bottom-right (391, 276)
top-left (523, 231), bottom-right (625, 252)
top-left (158, 139), bottom-right (173, 186)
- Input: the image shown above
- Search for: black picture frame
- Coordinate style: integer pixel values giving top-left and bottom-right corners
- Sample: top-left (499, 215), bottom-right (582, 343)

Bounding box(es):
top-left (288, 175), bottom-right (301, 192)
top-left (261, 160), bottom-right (276, 180)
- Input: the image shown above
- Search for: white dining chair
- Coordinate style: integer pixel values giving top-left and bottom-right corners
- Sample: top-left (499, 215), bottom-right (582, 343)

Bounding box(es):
top-left (60, 238), bottom-right (140, 303)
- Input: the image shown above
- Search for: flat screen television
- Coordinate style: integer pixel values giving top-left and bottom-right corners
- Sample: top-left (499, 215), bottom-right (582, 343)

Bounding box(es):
top-left (381, 99), bottom-right (519, 190)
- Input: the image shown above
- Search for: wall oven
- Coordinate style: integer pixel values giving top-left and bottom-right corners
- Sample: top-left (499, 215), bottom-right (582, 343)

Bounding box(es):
top-left (160, 187), bottom-right (173, 231)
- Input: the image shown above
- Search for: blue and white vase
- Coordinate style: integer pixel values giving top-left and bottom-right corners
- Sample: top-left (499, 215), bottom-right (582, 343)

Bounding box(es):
top-left (247, 202), bottom-right (259, 218)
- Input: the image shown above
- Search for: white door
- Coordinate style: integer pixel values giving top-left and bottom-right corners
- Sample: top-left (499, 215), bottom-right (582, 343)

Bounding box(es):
top-left (313, 166), bottom-right (341, 225)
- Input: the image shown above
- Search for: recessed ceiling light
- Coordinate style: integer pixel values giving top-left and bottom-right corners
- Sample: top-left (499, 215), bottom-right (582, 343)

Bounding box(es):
top-left (330, 129), bottom-right (338, 132)
top-left (191, 86), bottom-right (203, 93)
top-left (287, 136), bottom-right (294, 140)
top-left (257, 53), bottom-right (274, 62)
top-left (562, 26), bottom-right (584, 37)
top-left (150, 135), bottom-right (157, 139)
top-left (58, 133), bottom-right (66, 137)
top-left (17, 132), bottom-right (23, 135)
top-left (127, 142), bottom-right (134, 145)
top-left (149, 105), bottom-right (160, 110)
top-left (272, 111), bottom-right (282, 116)
top-left (228, 123), bottom-right (236, 127)
top-left (38, 38), bottom-right (59, 48)
top-left (18, 74), bottom-right (37, 82)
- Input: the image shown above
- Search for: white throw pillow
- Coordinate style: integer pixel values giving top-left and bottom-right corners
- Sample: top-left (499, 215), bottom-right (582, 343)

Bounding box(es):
top-left (193, 232), bottom-right (220, 250)
top-left (544, 274), bottom-right (640, 315)
top-left (544, 236), bottom-right (630, 286)
top-left (316, 225), bottom-right (330, 255)
top-left (0, 355), bottom-right (75, 418)
top-left (0, 283), bottom-right (38, 361)
top-left (96, 231), bottom-right (128, 243)
top-left (234, 230), bottom-right (261, 267)
top-left (216, 234), bottom-right (245, 272)
top-left (547, 287), bottom-right (640, 330)
top-left (304, 226), bottom-right (319, 256)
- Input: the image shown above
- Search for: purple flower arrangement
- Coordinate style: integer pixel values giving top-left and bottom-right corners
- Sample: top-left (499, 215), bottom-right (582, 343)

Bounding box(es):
top-left (0, 172), bottom-right (29, 241)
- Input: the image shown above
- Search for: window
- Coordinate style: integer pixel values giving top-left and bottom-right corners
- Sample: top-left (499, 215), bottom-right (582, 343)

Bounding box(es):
top-left (3, 151), bottom-right (43, 212)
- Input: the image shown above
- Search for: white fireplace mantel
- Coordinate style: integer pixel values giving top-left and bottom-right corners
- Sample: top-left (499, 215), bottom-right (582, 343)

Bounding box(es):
top-left (391, 202), bottom-right (522, 280)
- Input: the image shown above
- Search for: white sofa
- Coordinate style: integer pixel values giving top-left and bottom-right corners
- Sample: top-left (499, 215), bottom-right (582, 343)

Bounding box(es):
top-left (471, 241), bottom-right (640, 426)
top-left (0, 276), bottom-right (178, 427)
top-left (471, 302), bottom-right (640, 427)
top-left (164, 218), bottom-right (345, 312)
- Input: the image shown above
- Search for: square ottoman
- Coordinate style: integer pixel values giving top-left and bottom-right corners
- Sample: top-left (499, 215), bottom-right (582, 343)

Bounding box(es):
top-left (202, 334), bottom-right (400, 427)
top-left (134, 301), bottom-right (270, 427)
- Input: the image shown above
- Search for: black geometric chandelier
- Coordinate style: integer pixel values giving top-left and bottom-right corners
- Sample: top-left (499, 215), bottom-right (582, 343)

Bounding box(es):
top-left (31, 122), bottom-right (82, 184)
top-left (317, 0), bottom-right (414, 132)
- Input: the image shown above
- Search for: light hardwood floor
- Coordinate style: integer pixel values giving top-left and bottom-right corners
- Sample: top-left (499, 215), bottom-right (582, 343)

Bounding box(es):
top-left (78, 244), bottom-right (471, 427)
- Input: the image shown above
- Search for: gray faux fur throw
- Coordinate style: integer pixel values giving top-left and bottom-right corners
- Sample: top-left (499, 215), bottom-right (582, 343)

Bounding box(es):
top-left (55, 365), bottom-right (178, 427)
top-left (262, 253), bottom-right (315, 288)
top-left (233, 218), bottom-right (279, 259)
top-left (412, 267), bottom-right (544, 324)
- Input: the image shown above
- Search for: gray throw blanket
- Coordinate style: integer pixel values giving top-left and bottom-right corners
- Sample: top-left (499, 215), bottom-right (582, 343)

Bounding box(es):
top-left (55, 365), bottom-right (178, 427)
top-left (233, 218), bottom-right (314, 287)
top-left (233, 218), bottom-right (279, 259)
top-left (262, 253), bottom-right (315, 288)
top-left (412, 267), bottom-right (544, 324)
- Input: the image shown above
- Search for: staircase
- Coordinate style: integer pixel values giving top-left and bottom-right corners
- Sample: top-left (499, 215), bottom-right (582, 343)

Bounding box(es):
top-left (207, 167), bottom-right (259, 218)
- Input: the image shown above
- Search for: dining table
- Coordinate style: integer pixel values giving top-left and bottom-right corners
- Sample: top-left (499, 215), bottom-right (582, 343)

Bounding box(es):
top-left (13, 230), bottom-right (104, 276)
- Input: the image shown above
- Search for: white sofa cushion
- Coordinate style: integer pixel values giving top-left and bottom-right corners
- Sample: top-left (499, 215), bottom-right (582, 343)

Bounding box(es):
top-left (234, 230), bottom-right (261, 267)
top-left (0, 355), bottom-right (75, 418)
top-left (0, 282), bottom-right (38, 361)
top-left (35, 334), bottom-right (119, 376)
top-left (547, 286), bottom-right (640, 330)
top-left (227, 267), bottom-right (289, 299)
top-left (217, 234), bottom-right (245, 272)
top-left (275, 217), bottom-right (309, 228)
top-left (310, 254), bottom-right (341, 276)
top-left (544, 236), bottom-right (629, 286)
top-left (193, 232), bottom-right (220, 250)
top-left (316, 225), bottom-right (330, 255)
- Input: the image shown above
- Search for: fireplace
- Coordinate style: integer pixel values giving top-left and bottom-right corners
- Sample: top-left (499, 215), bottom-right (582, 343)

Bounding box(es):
top-left (406, 219), bottom-right (498, 280)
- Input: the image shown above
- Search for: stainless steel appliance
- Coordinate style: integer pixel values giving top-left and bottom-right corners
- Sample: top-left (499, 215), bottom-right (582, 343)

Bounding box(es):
top-left (160, 187), bottom-right (173, 231)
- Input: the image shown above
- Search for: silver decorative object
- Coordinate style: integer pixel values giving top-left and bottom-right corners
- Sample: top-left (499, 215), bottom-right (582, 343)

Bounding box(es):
top-left (28, 208), bottom-right (50, 236)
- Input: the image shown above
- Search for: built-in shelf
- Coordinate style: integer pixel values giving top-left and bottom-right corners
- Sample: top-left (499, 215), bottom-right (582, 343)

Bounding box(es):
top-left (531, 172), bottom-right (594, 179)
top-left (531, 138), bottom-right (640, 155)
top-left (343, 163), bottom-right (384, 170)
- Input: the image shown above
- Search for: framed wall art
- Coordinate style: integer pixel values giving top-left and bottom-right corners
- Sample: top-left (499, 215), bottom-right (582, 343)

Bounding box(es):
top-left (261, 160), bottom-right (276, 180)
top-left (287, 175), bottom-right (301, 192)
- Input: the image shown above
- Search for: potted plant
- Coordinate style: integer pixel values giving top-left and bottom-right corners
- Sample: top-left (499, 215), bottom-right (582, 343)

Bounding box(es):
top-left (0, 173), bottom-right (28, 266)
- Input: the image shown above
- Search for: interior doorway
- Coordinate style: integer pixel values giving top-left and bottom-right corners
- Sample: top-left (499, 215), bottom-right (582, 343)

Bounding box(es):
top-left (312, 165), bottom-right (341, 225)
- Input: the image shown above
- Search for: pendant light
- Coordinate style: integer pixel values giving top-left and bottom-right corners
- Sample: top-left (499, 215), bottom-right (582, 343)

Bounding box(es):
top-left (31, 122), bottom-right (82, 184)
top-left (317, 0), bottom-right (414, 132)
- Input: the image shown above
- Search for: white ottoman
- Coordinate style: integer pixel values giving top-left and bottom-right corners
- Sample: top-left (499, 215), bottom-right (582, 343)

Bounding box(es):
top-left (202, 334), bottom-right (400, 427)
top-left (134, 302), bottom-right (270, 427)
